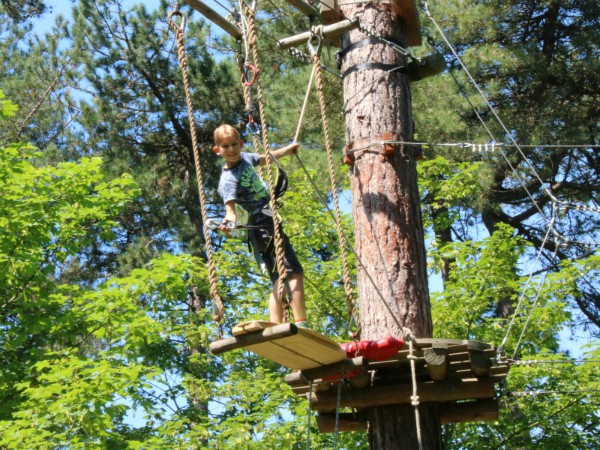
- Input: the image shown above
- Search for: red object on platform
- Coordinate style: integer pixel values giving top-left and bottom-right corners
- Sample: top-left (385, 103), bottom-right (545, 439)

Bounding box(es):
top-left (340, 336), bottom-right (403, 361)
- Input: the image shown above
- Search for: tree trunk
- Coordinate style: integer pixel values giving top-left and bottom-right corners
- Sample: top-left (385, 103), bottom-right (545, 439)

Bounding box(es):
top-left (340, 4), bottom-right (441, 448)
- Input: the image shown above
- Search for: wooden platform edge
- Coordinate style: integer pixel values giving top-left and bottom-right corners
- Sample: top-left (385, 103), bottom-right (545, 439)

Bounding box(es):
top-left (310, 379), bottom-right (498, 411)
top-left (316, 398), bottom-right (500, 432)
top-left (209, 323), bottom-right (298, 355)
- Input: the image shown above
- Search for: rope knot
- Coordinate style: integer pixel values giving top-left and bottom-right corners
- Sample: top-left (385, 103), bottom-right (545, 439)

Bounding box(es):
top-left (402, 327), bottom-right (416, 343)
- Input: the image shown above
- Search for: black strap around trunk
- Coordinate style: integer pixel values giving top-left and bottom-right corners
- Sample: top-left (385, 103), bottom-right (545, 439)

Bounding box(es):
top-left (342, 63), bottom-right (408, 79)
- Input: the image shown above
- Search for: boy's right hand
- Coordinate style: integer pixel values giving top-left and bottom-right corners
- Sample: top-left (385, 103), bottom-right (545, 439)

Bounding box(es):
top-left (218, 220), bottom-right (235, 233)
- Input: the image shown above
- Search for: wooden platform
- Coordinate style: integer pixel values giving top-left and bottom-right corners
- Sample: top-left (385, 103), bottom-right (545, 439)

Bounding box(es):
top-left (210, 321), bottom-right (347, 371)
top-left (319, 0), bottom-right (422, 47)
top-left (211, 325), bottom-right (509, 431)
top-left (284, 337), bottom-right (510, 432)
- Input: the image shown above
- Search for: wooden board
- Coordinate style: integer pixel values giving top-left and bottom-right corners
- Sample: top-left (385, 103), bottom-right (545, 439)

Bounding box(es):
top-left (223, 321), bottom-right (347, 371)
top-left (233, 320), bottom-right (280, 336)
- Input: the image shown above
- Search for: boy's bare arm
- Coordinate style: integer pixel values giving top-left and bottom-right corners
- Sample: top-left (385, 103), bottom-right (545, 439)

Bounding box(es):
top-left (258, 143), bottom-right (299, 165)
top-left (219, 200), bottom-right (237, 232)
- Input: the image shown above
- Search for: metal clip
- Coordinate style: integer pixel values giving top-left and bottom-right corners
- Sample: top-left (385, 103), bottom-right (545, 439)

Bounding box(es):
top-left (307, 26), bottom-right (323, 57)
top-left (246, 115), bottom-right (261, 135)
top-left (243, 64), bottom-right (258, 86)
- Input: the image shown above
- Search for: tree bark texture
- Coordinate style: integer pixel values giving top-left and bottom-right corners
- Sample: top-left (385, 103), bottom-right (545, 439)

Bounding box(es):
top-left (339, 4), bottom-right (441, 449)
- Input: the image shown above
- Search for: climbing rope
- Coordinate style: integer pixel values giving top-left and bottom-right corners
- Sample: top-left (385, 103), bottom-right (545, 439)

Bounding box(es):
top-left (306, 380), bottom-right (313, 450)
top-left (403, 328), bottom-right (424, 450)
top-left (240, 0), bottom-right (288, 304)
top-left (235, 7), bottom-right (263, 155)
top-left (333, 375), bottom-right (343, 450)
top-left (309, 29), bottom-right (358, 335)
top-left (168, 8), bottom-right (225, 324)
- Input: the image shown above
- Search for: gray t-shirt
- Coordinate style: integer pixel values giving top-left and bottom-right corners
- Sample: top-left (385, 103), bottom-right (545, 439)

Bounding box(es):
top-left (218, 152), bottom-right (269, 220)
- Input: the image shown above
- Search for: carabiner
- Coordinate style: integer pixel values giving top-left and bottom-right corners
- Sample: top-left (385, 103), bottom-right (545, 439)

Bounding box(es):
top-left (307, 25), bottom-right (323, 56)
top-left (246, 115), bottom-right (261, 135)
top-left (167, 9), bottom-right (186, 34)
top-left (243, 64), bottom-right (258, 86)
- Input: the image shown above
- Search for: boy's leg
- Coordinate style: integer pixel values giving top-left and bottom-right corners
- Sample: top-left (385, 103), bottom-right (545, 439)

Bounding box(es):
top-left (287, 272), bottom-right (307, 323)
top-left (253, 225), bottom-right (306, 324)
top-left (268, 282), bottom-right (285, 323)
top-left (268, 274), bottom-right (306, 325)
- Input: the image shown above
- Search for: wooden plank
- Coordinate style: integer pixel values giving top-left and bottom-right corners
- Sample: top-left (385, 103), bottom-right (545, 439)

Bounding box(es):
top-left (469, 349), bottom-right (493, 377)
top-left (440, 399), bottom-right (499, 424)
top-left (316, 399), bottom-right (499, 431)
top-left (210, 323), bottom-right (297, 354)
top-left (320, 0), bottom-right (339, 25)
top-left (284, 357), bottom-right (366, 384)
top-left (449, 349), bottom-right (495, 362)
top-left (414, 338), bottom-right (492, 351)
top-left (407, 52), bottom-right (446, 82)
top-left (390, 0), bottom-right (421, 46)
top-left (304, 357), bottom-right (367, 382)
top-left (317, 411), bottom-right (368, 433)
top-left (282, 0), bottom-right (318, 17)
top-left (277, 19), bottom-right (359, 50)
top-left (424, 346), bottom-right (449, 381)
top-left (183, 0), bottom-right (242, 40)
top-left (212, 321), bottom-right (346, 370)
top-left (310, 379), bottom-right (497, 411)
top-left (232, 320), bottom-right (279, 336)
top-left (456, 366), bottom-right (508, 381)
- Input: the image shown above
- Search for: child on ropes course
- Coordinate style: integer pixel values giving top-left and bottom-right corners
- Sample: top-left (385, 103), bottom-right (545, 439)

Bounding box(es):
top-left (213, 124), bottom-right (308, 328)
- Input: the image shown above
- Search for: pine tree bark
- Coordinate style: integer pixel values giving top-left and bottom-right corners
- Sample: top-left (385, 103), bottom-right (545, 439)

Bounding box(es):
top-left (340, 4), bottom-right (441, 448)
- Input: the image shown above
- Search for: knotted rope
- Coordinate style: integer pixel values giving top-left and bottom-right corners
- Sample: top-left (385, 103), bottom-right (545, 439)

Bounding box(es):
top-left (239, 2), bottom-right (288, 304)
top-left (168, 9), bottom-right (225, 323)
top-left (310, 32), bottom-right (357, 334)
top-left (403, 327), bottom-right (423, 450)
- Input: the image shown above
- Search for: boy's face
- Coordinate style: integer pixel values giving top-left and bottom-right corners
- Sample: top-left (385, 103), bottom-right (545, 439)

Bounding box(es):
top-left (214, 133), bottom-right (243, 167)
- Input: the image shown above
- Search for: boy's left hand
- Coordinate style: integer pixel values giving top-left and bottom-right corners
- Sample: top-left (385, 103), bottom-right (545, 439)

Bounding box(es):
top-left (287, 143), bottom-right (299, 154)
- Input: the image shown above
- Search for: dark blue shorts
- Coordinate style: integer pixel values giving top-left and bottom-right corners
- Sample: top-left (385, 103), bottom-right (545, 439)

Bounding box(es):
top-left (249, 224), bottom-right (303, 283)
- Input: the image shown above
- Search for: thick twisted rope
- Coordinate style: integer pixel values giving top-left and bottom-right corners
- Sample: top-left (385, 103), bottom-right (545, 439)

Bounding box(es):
top-left (236, 50), bottom-right (264, 161)
top-left (168, 10), bottom-right (225, 322)
top-left (240, 2), bottom-right (288, 303)
top-left (311, 47), bottom-right (356, 328)
top-left (403, 328), bottom-right (423, 450)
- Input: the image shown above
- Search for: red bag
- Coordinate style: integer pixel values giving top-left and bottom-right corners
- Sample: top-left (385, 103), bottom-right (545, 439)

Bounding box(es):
top-left (340, 336), bottom-right (403, 361)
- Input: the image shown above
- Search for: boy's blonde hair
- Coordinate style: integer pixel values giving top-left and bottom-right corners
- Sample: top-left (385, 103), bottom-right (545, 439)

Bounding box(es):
top-left (213, 124), bottom-right (240, 145)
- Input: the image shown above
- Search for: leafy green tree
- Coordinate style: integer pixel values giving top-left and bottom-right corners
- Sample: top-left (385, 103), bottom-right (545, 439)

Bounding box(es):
top-left (1, 0), bottom-right (598, 446)
top-left (0, 0), bottom-right (45, 22)
top-left (413, 0), bottom-right (600, 331)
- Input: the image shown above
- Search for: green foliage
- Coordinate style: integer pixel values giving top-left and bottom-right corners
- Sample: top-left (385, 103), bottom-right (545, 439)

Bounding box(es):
top-left (412, 0), bottom-right (600, 345)
top-left (1, 0), bottom-right (598, 447)
top-left (0, 89), bottom-right (18, 120)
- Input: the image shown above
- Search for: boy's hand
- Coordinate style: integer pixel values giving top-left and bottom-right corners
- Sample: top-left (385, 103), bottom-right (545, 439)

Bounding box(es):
top-left (287, 142), bottom-right (299, 155)
top-left (218, 219), bottom-right (235, 233)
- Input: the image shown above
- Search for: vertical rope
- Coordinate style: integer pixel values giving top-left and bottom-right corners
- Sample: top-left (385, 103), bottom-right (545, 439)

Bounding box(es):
top-left (240, 2), bottom-right (288, 303)
top-left (168, 10), bottom-right (225, 322)
top-left (333, 378), bottom-right (342, 450)
top-left (404, 328), bottom-right (423, 450)
top-left (311, 44), bottom-right (356, 328)
top-left (306, 380), bottom-right (313, 450)
top-left (236, 52), bottom-right (263, 158)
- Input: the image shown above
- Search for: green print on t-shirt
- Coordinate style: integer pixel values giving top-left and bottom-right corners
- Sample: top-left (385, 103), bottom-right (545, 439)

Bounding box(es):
top-left (240, 165), bottom-right (267, 201)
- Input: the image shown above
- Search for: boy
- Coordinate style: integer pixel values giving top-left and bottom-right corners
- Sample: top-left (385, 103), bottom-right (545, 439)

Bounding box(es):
top-left (213, 124), bottom-right (308, 328)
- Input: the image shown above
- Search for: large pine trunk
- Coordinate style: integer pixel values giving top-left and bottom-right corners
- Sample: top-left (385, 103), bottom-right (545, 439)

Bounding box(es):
top-left (340, 4), bottom-right (442, 448)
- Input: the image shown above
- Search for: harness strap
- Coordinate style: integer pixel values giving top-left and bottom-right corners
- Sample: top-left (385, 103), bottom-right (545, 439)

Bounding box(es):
top-left (336, 37), bottom-right (405, 65)
top-left (342, 63), bottom-right (408, 79)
